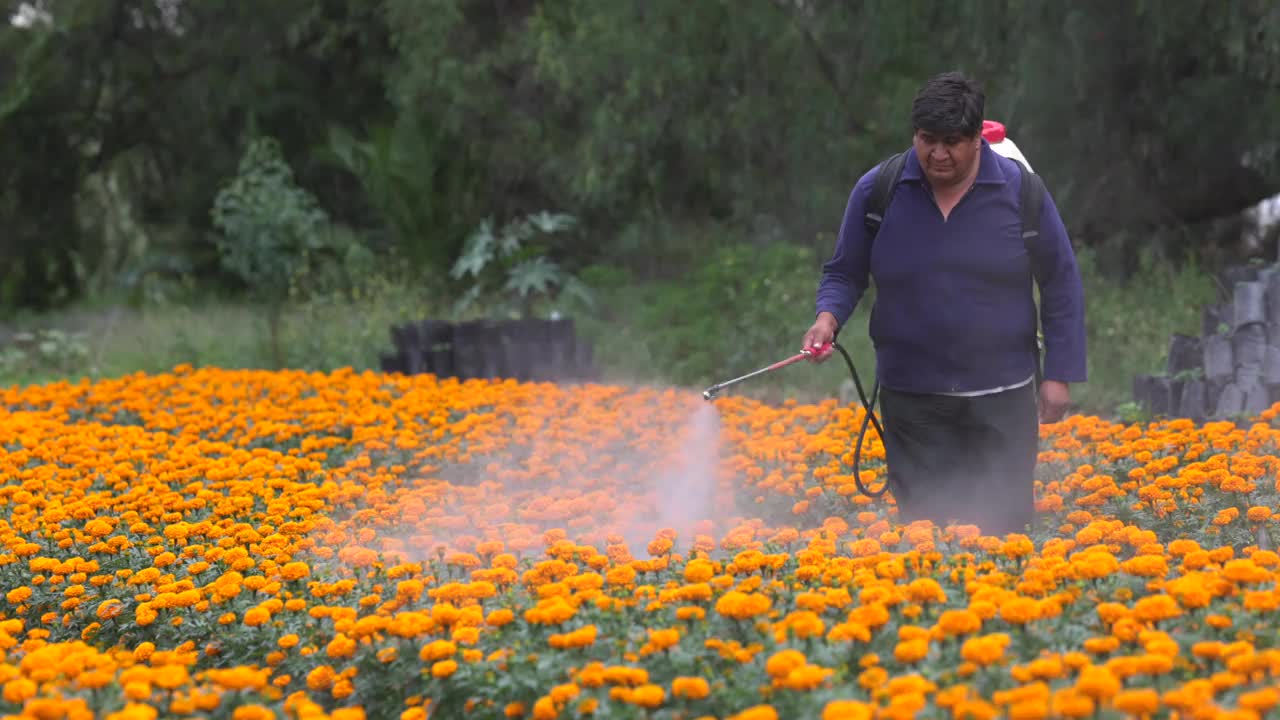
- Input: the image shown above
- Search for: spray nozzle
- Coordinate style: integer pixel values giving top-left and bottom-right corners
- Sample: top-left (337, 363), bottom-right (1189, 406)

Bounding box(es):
top-left (700, 342), bottom-right (832, 400)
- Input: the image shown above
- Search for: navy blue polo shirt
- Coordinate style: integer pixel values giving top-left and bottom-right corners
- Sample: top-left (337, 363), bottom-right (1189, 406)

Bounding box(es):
top-left (815, 140), bottom-right (1087, 394)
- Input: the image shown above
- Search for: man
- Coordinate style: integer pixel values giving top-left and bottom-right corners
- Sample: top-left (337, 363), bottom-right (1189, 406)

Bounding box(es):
top-left (802, 71), bottom-right (1087, 536)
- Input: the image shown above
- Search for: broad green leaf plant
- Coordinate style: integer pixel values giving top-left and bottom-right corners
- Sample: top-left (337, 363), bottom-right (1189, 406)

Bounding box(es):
top-left (450, 211), bottom-right (594, 319)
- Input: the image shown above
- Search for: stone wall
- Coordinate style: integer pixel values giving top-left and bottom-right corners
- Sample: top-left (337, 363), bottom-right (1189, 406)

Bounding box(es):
top-left (1133, 263), bottom-right (1280, 421)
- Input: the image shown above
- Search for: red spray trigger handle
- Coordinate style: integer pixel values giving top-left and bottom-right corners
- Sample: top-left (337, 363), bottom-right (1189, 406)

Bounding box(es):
top-left (803, 341), bottom-right (834, 360)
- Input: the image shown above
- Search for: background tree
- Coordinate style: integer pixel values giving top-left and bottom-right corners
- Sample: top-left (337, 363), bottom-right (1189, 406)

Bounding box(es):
top-left (0, 0), bottom-right (1276, 310)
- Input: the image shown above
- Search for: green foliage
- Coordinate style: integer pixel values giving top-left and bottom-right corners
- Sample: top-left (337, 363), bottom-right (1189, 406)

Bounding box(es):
top-left (449, 212), bottom-right (594, 319)
top-left (280, 258), bottom-right (446, 373)
top-left (211, 136), bottom-right (358, 365)
top-left (579, 240), bottom-right (845, 390)
top-left (211, 136), bottom-right (333, 302)
top-left (1112, 401), bottom-right (1150, 426)
top-left (0, 237), bottom-right (1224, 422)
top-left (1073, 245), bottom-right (1218, 414)
top-left (323, 120), bottom-right (479, 274)
top-left (0, 329), bottom-right (93, 386)
top-left (1011, 2), bottom-right (1280, 249)
top-left (522, 1), bottom-right (929, 230)
top-left (5, 0), bottom-right (1280, 312)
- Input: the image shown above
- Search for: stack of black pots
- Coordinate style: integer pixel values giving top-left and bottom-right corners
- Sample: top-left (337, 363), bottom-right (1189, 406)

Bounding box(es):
top-left (380, 318), bottom-right (596, 383)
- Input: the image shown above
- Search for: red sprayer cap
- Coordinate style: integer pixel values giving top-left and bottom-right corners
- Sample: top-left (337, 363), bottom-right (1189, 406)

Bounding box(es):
top-left (982, 120), bottom-right (1006, 143)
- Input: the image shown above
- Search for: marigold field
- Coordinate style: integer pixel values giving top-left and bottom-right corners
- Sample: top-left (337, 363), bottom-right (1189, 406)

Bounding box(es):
top-left (2, 366), bottom-right (1280, 719)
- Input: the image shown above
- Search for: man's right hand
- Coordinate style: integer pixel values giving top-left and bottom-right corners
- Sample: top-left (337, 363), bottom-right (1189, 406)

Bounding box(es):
top-left (802, 312), bottom-right (839, 362)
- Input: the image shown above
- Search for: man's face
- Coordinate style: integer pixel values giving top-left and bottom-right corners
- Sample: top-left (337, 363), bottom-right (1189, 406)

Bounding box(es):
top-left (912, 129), bottom-right (981, 188)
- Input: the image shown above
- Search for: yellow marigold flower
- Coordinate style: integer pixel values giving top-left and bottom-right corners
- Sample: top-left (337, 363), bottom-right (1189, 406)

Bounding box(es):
top-left (672, 677), bottom-right (710, 700)
top-left (686, 556), bottom-right (716, 584)
top-left (1238, 688), bottom-right (1279, 713)
top-left (135, 641), bottom-right (156, 662)
top-left (2, 678), bottom-right (36, 704)
top-left (715, 590), bottom-right (772, 620)
top-left (1120, 555), bottom-right (1168, 578)
top-left (231, 705), bottom-right (276, 720)
top-left (629, 684), bottom-right (665, 708)
top-left (822, 700), bottom-right (873, 720)
top-left (765, 649), bottom-right (806, 679)
top-left (1131, 595), bottom-right (1181, 623)
top-left (242, 607), bottom-right (270, 627)
top-left (936, 609), bottom-right (982, 638)
top-left (727, 705), bottom-right (779, 720)
top-left (549, 625), bottom-right (597, 650)
top-left (306, 665), bottom-right (335, 691)
top-left (646, 628), bottom-right (679, 651)
top-left (96, 599), bottom-right (124, 620)
top-left (784, 610), bottom-right (825, 640)
top-left (1111, 688), bottom-right (1159, 716)
top-left (999, 597), bottom-right (1041, 625)
top-left (419, 640), bottom-right (456, 663)
top-left (153, 665), bottom-right (189, 690)
top-left (893, 638), bottom-right (929, 664)
top-left (1206, 614), bottom-right (1232, 629)
top-left (960, 633), bottom-right (1009, 667)
top-left (487, 608), bottom-right (515, 627)
top-left (325, 634), bottom-right (356, 659)
top-left (1074, 665), bottom-right (1120, 700)
top-left (1222, 559), bottom-right (1271, 584)
top-left (279, 562), bottom-right (310, 581)
top-left (208, 667), bottom-right (269, 692)
top-left (828, 621), bottom-right (871, 643)
top-left (85, 519), bottom-right (113, 537)
top-left (780, 664), bottom-right (832, 691)
top-left (1243, 590), bottom-right (1280, 611)
top-left (905, 578), bottom-right (946, 604)
top-left (1251, 550), bottom-right (1280, 567)
top-left (531, 697), bottom-right (558, 720)
top-left (1049, 688), bottom-right (1094, 718)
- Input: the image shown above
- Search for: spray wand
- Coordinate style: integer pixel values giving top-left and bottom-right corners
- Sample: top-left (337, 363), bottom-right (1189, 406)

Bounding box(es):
top-left (701, 341), bottom-right (888, 498)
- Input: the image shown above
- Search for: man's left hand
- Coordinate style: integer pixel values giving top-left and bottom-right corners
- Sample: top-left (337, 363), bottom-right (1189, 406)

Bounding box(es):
top-left (1038, 380), bottom-right (1070, 423)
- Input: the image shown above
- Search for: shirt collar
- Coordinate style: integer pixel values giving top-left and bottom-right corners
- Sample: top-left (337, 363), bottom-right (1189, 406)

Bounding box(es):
top-left (899, 138), bottom-right (1007, 185)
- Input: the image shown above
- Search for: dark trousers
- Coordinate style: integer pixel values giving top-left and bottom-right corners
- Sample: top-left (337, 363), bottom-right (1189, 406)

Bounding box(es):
top-left (877, 380), bottom-right (1039, 536)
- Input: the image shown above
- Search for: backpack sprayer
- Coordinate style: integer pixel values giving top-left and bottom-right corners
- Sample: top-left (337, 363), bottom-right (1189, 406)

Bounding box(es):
top-left (701, 341), bottom-right (889, 498)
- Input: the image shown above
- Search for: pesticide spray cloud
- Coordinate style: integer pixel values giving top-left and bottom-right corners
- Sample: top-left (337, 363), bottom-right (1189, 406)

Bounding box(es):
top-left (316, 377), bottom-right (754, 567)
top-left (630, 400), bottom-right (725, 553)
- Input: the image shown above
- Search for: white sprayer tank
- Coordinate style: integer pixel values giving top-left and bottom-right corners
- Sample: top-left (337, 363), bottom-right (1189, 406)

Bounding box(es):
top-left (982, 120), bottom-right (1033, 173)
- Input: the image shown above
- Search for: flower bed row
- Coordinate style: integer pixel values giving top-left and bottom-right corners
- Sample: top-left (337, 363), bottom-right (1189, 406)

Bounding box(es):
top-left (0, 367), bottom-right (1279, 718)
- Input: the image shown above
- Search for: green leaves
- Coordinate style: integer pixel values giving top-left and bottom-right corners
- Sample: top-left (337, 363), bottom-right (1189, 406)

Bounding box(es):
top-left (450, 220), bottom-right (499, 282)
top-left (505, 258), bottom-right (561, 299)
top-left (449, 211), bottom-right (592, 319)
top-left (210, 136), bottom-right (333, 305)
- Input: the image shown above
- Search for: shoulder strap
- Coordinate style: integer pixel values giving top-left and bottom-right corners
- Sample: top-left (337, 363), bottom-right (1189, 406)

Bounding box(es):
top-left (1014, 158), bottom-right (1044, 253)
top-left (864, 151), bottom-right (909, 240)
top-left (1013, 157), bottom-right (1048, 371)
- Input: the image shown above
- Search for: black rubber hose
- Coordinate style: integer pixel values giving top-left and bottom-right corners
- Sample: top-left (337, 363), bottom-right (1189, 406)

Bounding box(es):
top-left (833, 341), bottom-right (890, 498)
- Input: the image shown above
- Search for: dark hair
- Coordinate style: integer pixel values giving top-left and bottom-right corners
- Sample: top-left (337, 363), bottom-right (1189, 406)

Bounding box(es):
top-left (911, 72), bottom-right (984, 137)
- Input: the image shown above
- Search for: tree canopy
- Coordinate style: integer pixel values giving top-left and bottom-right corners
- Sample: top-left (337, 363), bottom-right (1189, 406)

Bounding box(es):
top-left (2, 0), bottom-right (1277, 308)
